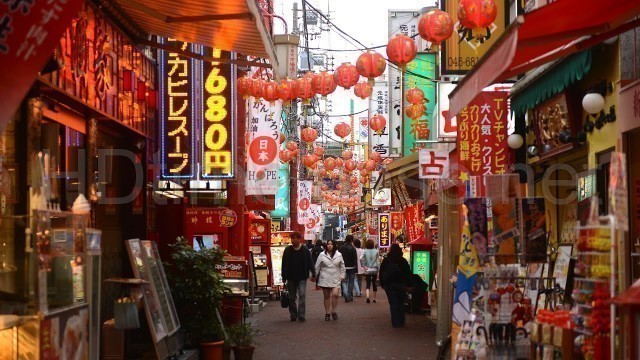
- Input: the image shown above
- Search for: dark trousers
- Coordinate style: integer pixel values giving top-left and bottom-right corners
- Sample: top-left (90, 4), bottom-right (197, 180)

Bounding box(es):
top-left (287, 279), bottom-right (307, 319)
top-left (341, 268), bottom-right (356, 301)
top-left (365, 274), bottom-right (377, 291)
top-left (384, 285), bottom-right (406, 327)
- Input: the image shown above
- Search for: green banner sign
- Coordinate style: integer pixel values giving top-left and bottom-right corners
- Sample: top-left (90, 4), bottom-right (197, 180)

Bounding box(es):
top-left (270, 163), bottom-right (290, 218)
top-left (412, 250), bottom-right (431, 285)
top-left (403, 53), bottom-right (437, 156)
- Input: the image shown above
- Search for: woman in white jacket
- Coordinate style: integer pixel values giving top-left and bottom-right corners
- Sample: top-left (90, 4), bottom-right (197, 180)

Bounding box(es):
top-left (314, 239), bottom-right (346, 321)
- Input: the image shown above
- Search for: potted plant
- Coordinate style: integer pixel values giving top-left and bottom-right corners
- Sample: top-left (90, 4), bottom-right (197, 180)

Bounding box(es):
top-left (166, 237), bottom-right (231, 359)
top-left (228, 323), bottom-right (259, 360)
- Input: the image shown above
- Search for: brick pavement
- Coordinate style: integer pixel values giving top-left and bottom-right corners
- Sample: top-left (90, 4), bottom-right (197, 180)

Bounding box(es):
top-left (249, 282), bottom-right (439, 360)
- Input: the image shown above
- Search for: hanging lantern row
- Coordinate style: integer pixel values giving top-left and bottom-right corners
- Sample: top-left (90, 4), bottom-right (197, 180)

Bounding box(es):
top-left (334, 122), bottom-right (352, 139)
top-left (386, 34), bottom-right (417, 69)
top-left (458, 0), bottom-right (498, 40)
top-left (418, 9), bottom-right (454, 51)
top-left (353, 81), bottom-right (373, 100)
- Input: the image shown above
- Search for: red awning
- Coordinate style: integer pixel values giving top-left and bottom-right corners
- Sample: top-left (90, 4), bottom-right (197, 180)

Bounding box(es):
top-left (612, 278), bottom-right (640, 307)
top-left (408, 235), bottom-right (433, 247)
top-left (449, 0), bottom-right (640, 118)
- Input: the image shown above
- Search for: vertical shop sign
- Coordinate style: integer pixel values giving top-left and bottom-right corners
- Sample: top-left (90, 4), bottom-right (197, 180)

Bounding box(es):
top-left (403, 53), bottom-right (437, 155)
top-left (441, 0), bottom-right (508, 74)
top-left (419, 149), bottom-right (450, 179)
top-left (297, 180), bottom-right (312, 225)
top-left (390, 212), bottom-right (404, 239)
top-left (437, 82), bottom-right (458, 138)
top-left (202, 49), bottom-right (235, 179)
top-left (246, 97), bottom-right (281, 195)
top-left (609, 152), bottom-right (629, 231)
top-left (379, 213), bottom-right (391, 248)
top-left (161, 40), bottom-right (195, 179)
top-left (270, 163), bottom-right (290, 218)
top-left (404, 201), bottom-right (425, 243)
top-left (304, 204), bottom-right (322, 240)
top-left (412, 250), bottom-right (431, 284)
top-left (369, 80), bottom-right (390, 157)
top-left (0, 0), bottom-right (83, 133)
top-left (521, 198), bottom-right (547, 263)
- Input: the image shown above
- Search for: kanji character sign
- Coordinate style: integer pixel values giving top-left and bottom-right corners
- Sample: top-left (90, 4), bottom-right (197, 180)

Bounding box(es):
top-left (248, 136), bottom-right (278, 165)
top-left (419, 149), bottom-right (449, 179)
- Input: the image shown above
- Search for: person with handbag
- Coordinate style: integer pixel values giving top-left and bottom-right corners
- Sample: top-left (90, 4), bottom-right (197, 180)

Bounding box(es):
top-left (314, 239), bottom-right (346, 321)
top-left (281, 232), bottom-right (316, 322)
top-left (379, 243), bottom-right (412, 328)
top-left (360, 239), bottom-right (380, 304)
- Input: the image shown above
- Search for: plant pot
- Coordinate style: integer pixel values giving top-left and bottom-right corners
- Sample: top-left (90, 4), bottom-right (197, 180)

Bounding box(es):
top-left (222, 344), bottom-right (232, 360)
top-left (200, 340), bottom-right (224, 360)
top-left (232, 346), bottom-right (255, 360)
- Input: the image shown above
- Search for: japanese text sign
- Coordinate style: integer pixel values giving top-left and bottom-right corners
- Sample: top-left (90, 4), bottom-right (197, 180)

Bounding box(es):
top-left (270, 163), bottom-right (290, 218)
top-left (419, 149), bottom-right (450, 179)
top-left (202, 48), bottom-right (235, 179)
top-left (297, 180), bottom-right (312, 225)
top-left (379, 213), bottom-right (391, 248)
top-left (403, 53), bottom-right (437, 155)
top-left (161, 40), bottom-right (195, 178)
top-left (304, 204), bottom-right (322, 240)
top-left (0, 0), bottom-right (83, 133)
top-left (216, 256), bottom-right (247, 279)
top-left (456, 91), bottom-right (509, 179)
top-left (412, 250), bottom-right (431, 284)
top-left (369, 80), bottom-right (390, 157)
top-left (438, 82), bottom-right (458, 138)
top-left (404, 201), bottom-right (425, 242)
top-left (246, 97), bottom-right (281, 195)
top-left (390, 212), bottom-right (404, 237)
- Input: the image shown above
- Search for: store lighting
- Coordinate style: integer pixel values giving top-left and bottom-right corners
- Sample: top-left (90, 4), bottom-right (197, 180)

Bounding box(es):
top-left (582, 93), bottom-right (605, 114)
top-left (507, 134), bottom-right (524, 149)
top-left (136, 80), bottom-right (147, 102)
top-left (122, 70), bottom-right (133, 92)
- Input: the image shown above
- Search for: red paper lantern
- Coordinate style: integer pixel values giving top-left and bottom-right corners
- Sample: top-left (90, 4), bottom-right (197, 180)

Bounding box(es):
top-left (262, 81), bottom-right (279, 102)
top-left (353, 81), bottom-right (373, 99)
top-left (319, 169), bottom-right (328, 178)
top-left (334, 122), bottom-right (351, 139)
top-left (357, 162), bottom-right (365, 171)
top-left (324, 157), bottom-right (337, 171)
top-left (286, 141), bottom-right (299, 152)
top-left (364, 159), bottom-right (376, 171)
top-left (341, 149), bottom-right (353, 160)
top-left (405, 103), bottom-right (426, 120)
top-left (458, 0), bottom-right (498, 40)
top-left (356, 51), bottom-right (386, 82)
top-left (405, 87), bottom-right (425, 105)
top-left (296, 74), bottom-right (316, 102)
top-left (237, 76), bottom-right (253, 98)
top-left (279, 149), bottom-right (292, 163)
top-left (312, 71), bottom-right (337, 97)
top-left (314, 147), bottom-right (325, 156)
top-left (301, 127), bottom-right (318, 143)
top-left (277, 78), bottom-right (298, 102)
top-left (250, 78), bottom-right (264, 98)
top-left (370, 152), bottom-right (382, 163)
top-left (303, 154), bottom-right (318, 168)
top-left (369, 114), bottom-right (387, 134)
top-left (321, 184), bottom-right (329, 191)
top-left (336, 158), bottom-right (344, 168)
top-left (344, 160), bottom-right (357, 172)
top-left (360, 169), bottom-right (370, 177)
top-left (279, 132), bottom-right (286, 144)
top-left (360, 177), bottom-right (369, 185)
top-left (418, 9), bottom-right (454, 51)
top-left (333, 62), bottom-right (360, 90)
top-left (386, 34), bottom-right (417, 69)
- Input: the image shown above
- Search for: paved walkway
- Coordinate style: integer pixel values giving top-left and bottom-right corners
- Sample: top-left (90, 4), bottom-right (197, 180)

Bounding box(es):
top-left (249, 282), bottom-right (439, 360)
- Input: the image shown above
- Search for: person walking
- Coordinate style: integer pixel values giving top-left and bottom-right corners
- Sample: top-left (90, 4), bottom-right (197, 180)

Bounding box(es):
top-left (314, 239), bottom-right (346, 321)
top-left (281, 232), bottom-right (316, 322)
top-left (353, 239), bottom-right (364, 297)
top-left (338, 235), bottom-right (358, 302)
top-left (311, 240), bottom-right (324, 290)
top-left (379, 243), bottom-right (412, 328)
top-left (360, 239), bottom-right (379, 304)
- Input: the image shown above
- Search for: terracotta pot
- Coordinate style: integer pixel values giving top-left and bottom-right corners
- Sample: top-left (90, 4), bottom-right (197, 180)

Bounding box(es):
top-left (232, 346), bottom-right (255, 360)
top-left (201, 340), bottom-right (224, 360)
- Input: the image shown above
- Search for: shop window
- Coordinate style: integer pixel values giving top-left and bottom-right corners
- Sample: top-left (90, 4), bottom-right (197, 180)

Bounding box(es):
top-left (597, 149), bottom-right (614, 216)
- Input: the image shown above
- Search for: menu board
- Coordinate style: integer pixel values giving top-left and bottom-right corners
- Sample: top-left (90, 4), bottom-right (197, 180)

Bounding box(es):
top-left (142, 240), bottom-right (181, 335)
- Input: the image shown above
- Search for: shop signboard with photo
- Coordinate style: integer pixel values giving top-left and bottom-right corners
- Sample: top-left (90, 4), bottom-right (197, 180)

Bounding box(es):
top-left (249, 218), bottom-right (270, 245)
top-left (216, 256), bottom-right (247, 279)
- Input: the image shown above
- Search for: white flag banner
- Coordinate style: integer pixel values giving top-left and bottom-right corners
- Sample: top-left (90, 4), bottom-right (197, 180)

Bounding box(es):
top-left (246, 97), bottom-right (282, 195)
top-left (304, 204), bottom-right (322, 240)
top-left (369, 80), bottom-right (390, 158)
top-left (297, 180), bottom-right (312, 224)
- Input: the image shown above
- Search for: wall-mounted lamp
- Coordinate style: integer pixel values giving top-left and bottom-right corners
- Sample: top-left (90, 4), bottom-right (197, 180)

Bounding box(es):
top-left (507, 133), bottom-right (524, 149)
top-left (122, 69), bottom-right (133, 92)
top-left (582, 92), bottom-right (605, 114)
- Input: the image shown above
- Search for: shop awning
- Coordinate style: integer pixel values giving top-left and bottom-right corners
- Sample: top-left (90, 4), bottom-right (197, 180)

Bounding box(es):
top-left (448, 0), bottom-right (640, 119)
top-left (408, 235), bottom-right (433, 248)
top-left (103, 0), bottom-right (278, 67)
top-left (383, 152), bottom-right (419, 182)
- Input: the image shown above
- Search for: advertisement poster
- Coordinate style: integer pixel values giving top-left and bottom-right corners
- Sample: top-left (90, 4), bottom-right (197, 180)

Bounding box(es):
top-left (609, 152), bottom-right (629, 231)
top-left (403, 53), bottom-right (437, 155)
top-left (369, 80), bottom-right (390, 157)
top-left (41, 307), bottom-right (89, 360)
top-left (270, 246), bottom-right (286, 286)
top-left (297, 180), bottom-right (312, 224)
top-left (246, 97), bottom-right (281, 195)
top-left (249, 219), bottom-right (270, 245)
top-left (270, 163), bottom-right (290, 218)
top-left (552, 245), bottom-right (573, 302)
top-left (372, 188), bottom-right (392, 207)
top-left (304, 204), bottom-right (322, 241)
top-left (378, 213), bottom-right (391, 248)
top-left (522, 199), bottom-right (547, 263)
top-left (390, 212), bottom-right (404, 238)
top-left (492, 199), bottom-right (519, 265)
top-left (271, 231), bottom-right (294, 246)
top-left (216, 256), bottom-right (247, 279)
top-left (464, 199), bottom-right (489, 260)
top-left (412, 250), bottom-right (431, 284)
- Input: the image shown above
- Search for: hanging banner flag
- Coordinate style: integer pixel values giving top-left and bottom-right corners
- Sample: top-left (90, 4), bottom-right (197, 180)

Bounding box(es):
top-left (304, 204), bottom-right (322, 240)
top-left (378, 213), bottom-right (391, 248)
top-left (390, 212), bottom-right (404, 238)
top-left (297, 180), bottom-right (312, 225)
top-left (404, 201), bottom-right (425, 243)
top-left (369, 80), bottom-right (390, 158)
top-left (246, 97), bottom-right (281, 195)
top-left (0, 0), bottom-right (84, 133)
top-left (419, 149), bottom-right (450, 179)
top-left (270, 163), bottom-right (290, 218)
top-left (458, 208), bottom-right (479, 278)
top-left (403, 53), bottom-right (437, 155)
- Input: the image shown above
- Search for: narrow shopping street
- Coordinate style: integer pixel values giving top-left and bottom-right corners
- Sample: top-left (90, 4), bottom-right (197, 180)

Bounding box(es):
top-left (250, 284), bottom-right (438, 360)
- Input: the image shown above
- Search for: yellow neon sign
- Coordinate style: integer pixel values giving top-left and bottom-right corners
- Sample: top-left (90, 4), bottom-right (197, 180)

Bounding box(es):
top-left (203, 48), bottom-right (232, 176)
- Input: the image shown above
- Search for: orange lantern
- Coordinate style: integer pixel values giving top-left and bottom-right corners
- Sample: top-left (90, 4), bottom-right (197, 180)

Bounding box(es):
top-left (314, 147), bottom-right (325, 156)
top-left (291, 148), bottom-right (299, 157)
top-left (336, 184), bottom-right (343, 191)
top-left (405, 103), bottom-right (426, 120)
top-left (277, 78), bottom-right (298, 102)
top-left (295, 73), bottom-right (316, 102)
top-left (344, 160), bottom-right (357, 172)
top-left (262, 81), bottom-right (279, 103)
top-left (336, 158), bottom-right (344, 168)
top-left (386, 34), bottom-right (417, 69)
top-left (405, 87), bottom-right (425, 105)
top-left (370, 152), bottom-right (382, 163)
top-left (341, 149), bottom-right (353, 160)
top-left (237, 76), bottom-right (253, 98)
top-left (303, 154), bottom-right (318, 168)
top-left (321, 184), bottom-right (329, 191)
top-left (364, 159), bottom-right (376, 171)
top-left (356, 51), bottom-right (387, 83)
top-left (360, 169), bottom-right (370, 177)
top-left (333, 62), bottom-right (360, 90)
top-left (301, 127), bottom-right (318, 143)
top-left (418, 9), bottom-right (454, 51)
top-left (369, 114), bottom-right (387, 134)
top-left (334, 122), bottom-right (351, 139)
top-left (323, 157), bottom-right (337, 171)
top-left (357, 162), bottom-right (365, 171)
top-left (353, 81), bottom-right (373, 100)
top-left (458, 0), bottom-right (498, 40)
top-left (312, 71), bottom-right (337, 97)
top-left (279, 132), bottom-right (286, 144)
top-left (250, 78), bottom-right (264, 98)
top-left (286, 141), bottom-right (299, 152)
top-left (279, 149), bottom-right (292, 163)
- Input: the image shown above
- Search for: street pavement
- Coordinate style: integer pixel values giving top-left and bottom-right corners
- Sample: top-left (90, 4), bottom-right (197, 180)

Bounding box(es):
top-left (249, 282), bottom-right (439, 360)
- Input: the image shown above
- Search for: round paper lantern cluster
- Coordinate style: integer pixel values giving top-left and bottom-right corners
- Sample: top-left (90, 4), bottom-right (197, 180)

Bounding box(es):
top-left (356, 51), bottom-right (387, 83)
top-left (334, 122), bottom-right (352, 139)
top-left (341, 149), bottom-right (353, 160)
top-left (312, 71), bottom-right (337, 97)
top-left (418, 9), bottom-right (454, 51)
top-left (369, 114), bottom-right (387, 134)
top-left (301, 127), bottom-right (318, 143)
top-left (458, 0), bottom-right (498, 40)
top-left (237, 76), bottom-right (253, 98)
top-left (277, 78), bottom-right (298, 103)
top-left (334, 63), bottom-right (360, 90)
top-left (353, 81), bottom-right (373, 99)
top-left (296, 74), bottom-right (316, 102)
top-left (386, 34), bottom-right (417, 69)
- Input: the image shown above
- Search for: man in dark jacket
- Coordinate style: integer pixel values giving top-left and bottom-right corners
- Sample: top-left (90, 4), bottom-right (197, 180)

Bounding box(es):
top-left (338, 235), bottom-right (358, 302)
top-left (281, 232), bottom-right (316, 322)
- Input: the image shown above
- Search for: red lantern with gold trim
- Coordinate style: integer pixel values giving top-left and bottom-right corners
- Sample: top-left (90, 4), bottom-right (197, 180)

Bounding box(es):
top-left (418, 9), bottom-right (454, 51)
top-left (250, 78), bottom-right (264, 98)
top-left (295, 74), bottom-right (316, 102)
top-left (405, 87), bottom-right (425, 105)
top-left (262, 81), bottom-right (279, 103)
top-left (353, 81), bottom-right (373, 99)
top-left (344, 160), bottom-right (357, 172)
top-left (324, 157), bottom-right (337, 171)
top-left (286, 141), bottom-right (299, 152)
top-left (334, 122), bottom-right (351, 139)
top-left (369, 114), bottom-right (387, 134)
top-left (303, 154), bottom-right (318, 168)
top-left (356, 51), bottom-right (386, 83)
top-left (333, 62), bottom-right (360, 90)
top-left (314, 147), bottom-right (324, 156)
top-left (341, 149), bottom-right (353, 160)
top-left (370, 152), bottom-right (382, 163)
top-left (279, 149), bottom-right (292, 163)
top-left (386, 34), bottom-right (417, 69)
top-left (458, 0), bottom-right (498, 40)
top-left (336, 158), bottom-right (344, 168)
top-left (301, 127), bottom-right (318, 143)
top-left (277, 78), bottom-right (298, 102)
top-left (405, 103), bottom-right (426, 120)
top-left (312, 71), bottom-right (337, 97)
top-left (364, 159), bottom-right (376, 171)
top-left (237, 76), bottom-right (253, 98)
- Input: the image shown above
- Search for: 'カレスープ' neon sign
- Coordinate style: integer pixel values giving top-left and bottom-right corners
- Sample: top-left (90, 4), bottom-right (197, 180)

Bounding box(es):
top-left (202, 48), bottom-right (234, 178)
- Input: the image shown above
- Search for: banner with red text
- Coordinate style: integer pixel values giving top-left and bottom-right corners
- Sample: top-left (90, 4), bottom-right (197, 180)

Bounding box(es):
top-left (304, 204), bottom-right (322, 240)
top-left (390, 212), bottom-right (404, 238)
top-left (297, 181), bottom-right (312, 225)
top-left (405, 201), bottom-right (425, 243)
top-left (246, 97), bottom-right (281, 195)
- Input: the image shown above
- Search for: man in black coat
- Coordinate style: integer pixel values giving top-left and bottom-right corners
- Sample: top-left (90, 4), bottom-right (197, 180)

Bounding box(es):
top-left (338, 235), bottom-right (358, 302)
top-left (281, 232), bottom-right (316, 322)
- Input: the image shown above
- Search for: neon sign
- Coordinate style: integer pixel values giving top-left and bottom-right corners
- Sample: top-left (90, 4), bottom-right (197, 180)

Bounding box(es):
top-left (202, 48), bottom-right (235, 179)
top-left (161, 40), bottom-right (195, 178)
